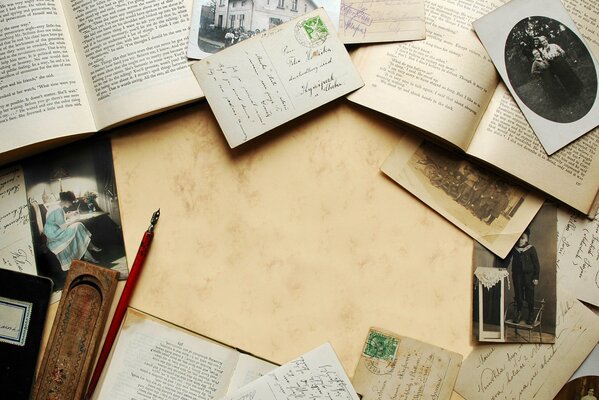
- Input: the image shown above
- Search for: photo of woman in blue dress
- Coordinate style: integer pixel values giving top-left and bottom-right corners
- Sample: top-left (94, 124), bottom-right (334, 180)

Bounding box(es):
top-left (43, 191), bottom-right (103, 271)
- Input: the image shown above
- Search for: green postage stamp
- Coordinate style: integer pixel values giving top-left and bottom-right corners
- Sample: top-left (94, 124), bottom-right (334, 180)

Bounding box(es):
top-left (295, 15), bottom-right (329, 48)
top-left (363, 329), bottom-right (399, 361)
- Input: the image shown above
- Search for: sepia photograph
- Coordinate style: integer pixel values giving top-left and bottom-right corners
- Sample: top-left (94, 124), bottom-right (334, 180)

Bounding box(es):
top-left (22, 138), bottom-right (127, 297)
top-left (473, 0), bottom-right (599, 155)
top-left (555, 376), bottom-right (599, 400)
top-left (504, 16), bottom-right (597, 124)
top-left (187, 0), bottom-right (340, 59)
top-left (472, 203), bottom-right (557, 343)
top-left (381, 135), bottom-right (544, 258)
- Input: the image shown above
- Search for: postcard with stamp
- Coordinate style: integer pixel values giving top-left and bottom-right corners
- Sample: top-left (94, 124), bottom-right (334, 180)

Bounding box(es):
top-left (192, 8), bottom-right (363, 148)
top-left (354, 328), bottom-right (462, 400)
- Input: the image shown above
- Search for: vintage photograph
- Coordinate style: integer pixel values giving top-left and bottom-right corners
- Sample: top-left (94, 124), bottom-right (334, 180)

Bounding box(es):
top-left (187, 0), bottom-right (340, 59)
top-left (472, 203), bottom-right (557, 343)
top-left (473, 0), bottom-right (599, 155)
top-left (505, 16), bottom-right (597, 124)
top-left (381, 136), bottom-right (544, 258)
top-left (23, 138), bottom-right (127, 295)
top-left (555, 376), bottom-right (599, 400)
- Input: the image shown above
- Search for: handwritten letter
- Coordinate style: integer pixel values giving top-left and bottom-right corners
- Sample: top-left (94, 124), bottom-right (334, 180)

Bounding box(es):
top-left (0, 166), bottom-right (35, 275)
top-left (455, 288), bottom-right (599, 400)
top-left (192, 8), bottom-right (363, 148)
top-left (352, 329), bottom-right (462, 400)
top-left (557, 208), bottom-right (599, 306)
top-left (339, 0), bottom-right (425, 43)
top-left (223, 343), bottom-right (359, 400)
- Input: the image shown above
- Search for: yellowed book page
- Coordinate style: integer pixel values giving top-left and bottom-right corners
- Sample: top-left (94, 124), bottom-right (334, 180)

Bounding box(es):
top-left (61, 0), bottom-right (203, 130)
top-left (381, 134), bottom-right (545, 258)
top-left (93, 308), bottom-right (240, 400)
top-left (347, 0), bottom-right (504, 150)
top-left (455, 288), bottom-right (599, 400)
top-left (467, 83), bottom-right (599, 215)
top-left (353, 328), bottom-right (462, 400)
top-left (0, 0), bottom-right (95, 155)
top-left (338, 0), bottom-right (425, 44)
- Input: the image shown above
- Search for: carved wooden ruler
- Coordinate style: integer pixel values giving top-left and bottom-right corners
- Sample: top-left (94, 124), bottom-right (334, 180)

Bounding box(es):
top-left (32, 261), bottom-right (118, 400)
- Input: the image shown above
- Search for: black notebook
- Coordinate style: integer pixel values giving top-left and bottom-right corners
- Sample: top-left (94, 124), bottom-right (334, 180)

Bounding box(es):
top-left (0, 269), bottom-right (52, 399)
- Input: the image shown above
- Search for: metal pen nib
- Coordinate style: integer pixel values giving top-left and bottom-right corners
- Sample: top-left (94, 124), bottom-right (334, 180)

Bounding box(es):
top-left (148, 209), bottom-right (160, 233)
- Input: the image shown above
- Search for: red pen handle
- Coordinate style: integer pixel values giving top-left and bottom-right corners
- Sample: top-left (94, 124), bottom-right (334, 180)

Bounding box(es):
top-left (85, 210), bottom-right (159, 399)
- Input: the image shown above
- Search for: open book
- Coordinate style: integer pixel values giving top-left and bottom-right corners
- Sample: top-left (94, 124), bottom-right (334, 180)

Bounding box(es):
top-left (93, 308), bottom-right (277, 400)
top-left (0, 0), bottom-right (203, 166)
top-left (347, 0), bottom-right (599, 217)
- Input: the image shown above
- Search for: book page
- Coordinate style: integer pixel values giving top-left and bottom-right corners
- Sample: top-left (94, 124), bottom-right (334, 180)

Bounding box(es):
top-left (467, 83), bottom-right (599, 215)
top-left (352, 328), bottom-right (462, 400)
top-left (94, 308), bottom-right (241, 400)
top-left (0, 166), bottom-right (36, 275)
top-left (455, 287), bottom-right (599, 400)
top-left (191, 8), bottom-right (363, 148)
top-left (61, 0), bottom-right (203, 130)
top-left (226, 354), bottom-right (277, 394)
top-left (0, 0), bottom-right (95, 156)
top-left (346, 0), bottom-right (504, 150)
top-left (222, 343), bottom-right (359, 400)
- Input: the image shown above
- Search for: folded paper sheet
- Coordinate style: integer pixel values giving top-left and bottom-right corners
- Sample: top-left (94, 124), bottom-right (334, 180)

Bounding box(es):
top-left (352, 328), bottom-right (462, 400)
top-left (191, 8), bottom-right (364, 148)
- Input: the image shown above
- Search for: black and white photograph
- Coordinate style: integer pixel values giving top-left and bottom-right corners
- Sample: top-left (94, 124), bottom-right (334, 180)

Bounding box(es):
top-left (505, 16), bottom-right (597, 124)
top-left (23, 138), bottom-right (127, 297)
top-left (187, 0), bottom-right (340, 59)
top-left (472, 203), bottom-right (557, 343)
top-left (381, 136), bottom-right (544, 258)
top-left (473, 0), bottom-right (599, 155)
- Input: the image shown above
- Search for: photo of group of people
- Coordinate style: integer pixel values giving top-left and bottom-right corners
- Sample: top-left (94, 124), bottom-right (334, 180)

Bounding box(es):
top-left (413, 146), bottom-right (523, 228)
top-left (505, 16), bottom-right (597, 123)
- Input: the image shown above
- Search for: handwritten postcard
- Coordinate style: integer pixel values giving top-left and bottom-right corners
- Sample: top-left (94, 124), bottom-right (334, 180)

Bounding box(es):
top-left (223, 343), bottom-right (359, 400)
top-left (455, 287), bottom-right (599, 400)
top-left (380, 134), bottom-right (545, 258)
top-left (338, 0), bottom-right (425, 44)
top-left (0, 166), bottom-right (35, 275)
top-left (191, 8), bottom-right (364, 148)
top-left (473, 0), bottom-right (599, 155)
top-left (352, 328), bottom-right (461, 400)
top-left (557, 208), bottom-right (599, 307)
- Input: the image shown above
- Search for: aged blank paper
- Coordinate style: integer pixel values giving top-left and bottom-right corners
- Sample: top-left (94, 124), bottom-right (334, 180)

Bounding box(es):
top-left (338, 0), bottom-right (425, 44)
top-left (352, 328), bottom-right (462, 400)
top-left (191, 8), bottom-right (363, 148)
top-left (223, 343), bottom-right (359, 400)
top-left (455, 288), bottom-right (599, 400)
top-left (0, 166), bottom-right (35, 275)
top-left (557, 208), bottom-right (599, 307)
